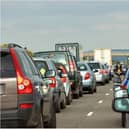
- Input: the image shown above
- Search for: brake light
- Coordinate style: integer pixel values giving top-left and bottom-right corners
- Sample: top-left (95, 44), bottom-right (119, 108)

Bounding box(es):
top-left (60, 66), bottom-right (67, 83)
top-left (19, 103), bottom-right (33, 109)
top-left (49, 77), bottom-right (56, 88)
top-left (10, 48), bottom-right (33, 94)
top-left (17, 73), bottom-right (33, 94)
top-left (61, 77), bottom-right (67, 83)
top-left (69, 61), bottom-right (75, 71)
top-left (84, 72), bottom-right (90, 80)
top-left (121, 85), bottom-right (127, 90)
top-left (99, 70), bottom-right (103, 74)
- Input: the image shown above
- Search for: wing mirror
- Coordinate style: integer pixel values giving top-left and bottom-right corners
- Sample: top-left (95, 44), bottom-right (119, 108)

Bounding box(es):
top-left (45, 70), bottom-right (56, 78)
top-left (112, 89), bottom-right (129, 113)
top-left (93, 69), bottom-right (98, 73)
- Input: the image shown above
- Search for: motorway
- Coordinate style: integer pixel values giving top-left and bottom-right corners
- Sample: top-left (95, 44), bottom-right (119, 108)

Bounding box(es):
top-left (57, 81), bottom-right (122, 128)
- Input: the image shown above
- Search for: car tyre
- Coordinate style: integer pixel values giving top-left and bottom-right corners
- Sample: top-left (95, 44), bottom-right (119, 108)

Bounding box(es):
top-left (89, 87), bottom-right (94, 94)
top-left (61, 93), bottom-right (66, 109)
top-left (66, 91), bottom-right (72, 105)
top-left (44, 101), bottom-right (56, 128)
top-left (79, 86), bottom-right (83, 97)
top-left (94, 86), bottom-right (97, 93)
top-left (56, 95), bottom-right (61, 113)
top-left (37, 111), bottom-right (43, 128)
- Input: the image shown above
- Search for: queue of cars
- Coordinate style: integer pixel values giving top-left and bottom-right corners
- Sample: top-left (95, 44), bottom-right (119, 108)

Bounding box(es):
top-left (0, 43), bottom-right (111, 128)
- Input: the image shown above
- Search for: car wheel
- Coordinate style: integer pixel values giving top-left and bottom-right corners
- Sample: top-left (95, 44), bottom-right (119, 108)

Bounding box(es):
top-left (121, 113), bottom-right (126, 127)
top-left (66, 91), bottom-right (72, 105)
top-left (79, 86), bottom-right (83, 97)
top-left (56, 95), bottom-right (61, 113)
top-left (89, 87), bottom-right (94, 94)
top-left (101, 81), bottom-right (105, 85)
top-left (44, 101), bottom-right (56, 128)
top-left (61, 93), bottom-right (66, 109)
top-left (94, 86), bottom-right (97, 93)
top-left (37, 111), bottom-right (43, 128)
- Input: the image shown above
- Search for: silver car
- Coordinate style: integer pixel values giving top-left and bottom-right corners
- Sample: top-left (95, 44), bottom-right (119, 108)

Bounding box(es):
top-left (77, 62), bottom-right (96, 93)
top-left (88, 61), bottom-right (105, 85)
top-left (102, 64), bottom-right (110, 83)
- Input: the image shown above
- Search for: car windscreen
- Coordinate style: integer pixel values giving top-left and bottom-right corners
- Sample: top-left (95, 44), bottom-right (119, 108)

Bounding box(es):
top-left (0, 51), bottom-right (16, 78)
top-left (88, 63), bottom-right (100, 70)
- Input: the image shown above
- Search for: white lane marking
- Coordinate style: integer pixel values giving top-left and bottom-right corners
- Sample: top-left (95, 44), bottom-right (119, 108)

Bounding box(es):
top-left (98, 100), bottom-right (103, 104)
top-left (87, 112), bottom-right (94, 117)
top-left (105, 93), bottom-right (110, 96)
top-left (110, 88), bottom-right (113, 91)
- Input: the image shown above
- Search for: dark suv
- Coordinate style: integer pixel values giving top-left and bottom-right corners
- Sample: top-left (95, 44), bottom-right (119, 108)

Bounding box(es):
top-left (34, 51), bottom-right (82, 98)
top-left (0, 44), bottom-right (47, 127)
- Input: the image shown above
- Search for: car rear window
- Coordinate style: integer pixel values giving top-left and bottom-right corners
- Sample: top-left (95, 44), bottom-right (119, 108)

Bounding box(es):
top-left (34, 52), bottom-right (68, 65)
top-left (34, 61), bottom-right (48, 76)
top-left (77, 64), bottom-right (88, 71)
top-left (0, 51), bottom-right (16, 78)
top-left (88, 63), bottom-right (100, 70)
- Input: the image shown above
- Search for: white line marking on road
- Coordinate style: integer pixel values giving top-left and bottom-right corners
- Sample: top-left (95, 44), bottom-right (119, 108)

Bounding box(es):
top-left (98, 100), bottom-right (103, 104)
top-left (87, 112), bottom-right (94, 117)
top-left (110, 88), bottom-right (113, 91)
top-left (105, 93), bottom-right (110, 96)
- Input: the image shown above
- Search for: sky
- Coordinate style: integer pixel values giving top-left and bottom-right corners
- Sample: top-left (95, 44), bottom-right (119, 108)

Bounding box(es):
top-left (1, 0), bottom-right (129, 52)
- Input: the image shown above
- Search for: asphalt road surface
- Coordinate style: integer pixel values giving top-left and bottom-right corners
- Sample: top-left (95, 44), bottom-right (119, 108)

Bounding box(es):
top-left (57, 81), bottom-right (123, 128)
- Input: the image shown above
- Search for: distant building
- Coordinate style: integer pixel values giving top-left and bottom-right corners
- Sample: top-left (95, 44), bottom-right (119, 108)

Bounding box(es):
top-left (83, 49), bottom-right (129, 65)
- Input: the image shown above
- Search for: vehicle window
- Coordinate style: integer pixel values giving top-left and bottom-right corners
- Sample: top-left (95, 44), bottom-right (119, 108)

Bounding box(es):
top-left (35, 52), bottom-right (67, 65)
top-left (78, 64), bottom-right (88, 71)
top-left (88, 63), bottom-right (100, 69)
top-left (34, 61), bottom-right (48, 76)
top-left (0, 51), bottom-right (16, 78)
top-left (51, 53), bottom-right (67, 65)
top-left (16, 50), bottom-right (38, 76)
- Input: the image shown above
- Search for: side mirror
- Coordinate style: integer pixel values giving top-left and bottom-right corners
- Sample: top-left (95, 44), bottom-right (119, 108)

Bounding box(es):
top-left (113, 98), bottom-right (129, 113)
top-left (113, 83), bottom-right (121, 92)
top-left (45, 70), bottom-right (56, 78)
top-left (61, 73), bottom-right (68, 78)
top-left (58, 69), bottom-right (62, 77)
top-left (43, 78), bottom-right (52, 85)
top-left (93, 69), bottom-right (98, 73)
top-left (112, 89), bottom-right (129, 113)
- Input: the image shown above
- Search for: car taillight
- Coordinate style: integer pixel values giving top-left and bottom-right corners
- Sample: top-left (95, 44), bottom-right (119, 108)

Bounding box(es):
top-left (17, 73), bottom-right (33, 94)
top-left (69, 61), bottom-right (75, 71)
top-left (49, 77), bottom-right (56, 88)
top-left (84, 72), bottom-right (90, 80)
top-left (121, 85), bottom-right (127, 90)
top-left (19, 103), bottom-right (33, 109)
top-left (61, 76), bottom-right (67, 83)
top-left (99, 69), bottom-right (103, 74)
top-left (60, 66), bottom-right (67, 83)
top-left (10, 48), bottom-right (33, 94)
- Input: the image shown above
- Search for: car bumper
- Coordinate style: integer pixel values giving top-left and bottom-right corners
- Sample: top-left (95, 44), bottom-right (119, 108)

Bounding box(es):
top-left (1, 108), bottom-right (36, 128)
top-left (95, 75), bottom-right (104, 82)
